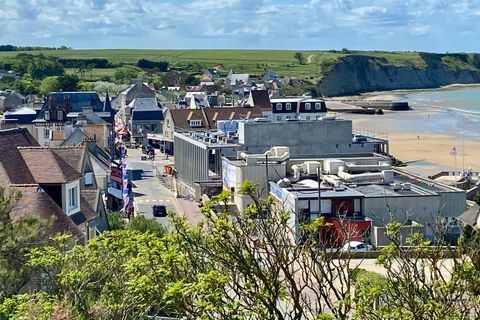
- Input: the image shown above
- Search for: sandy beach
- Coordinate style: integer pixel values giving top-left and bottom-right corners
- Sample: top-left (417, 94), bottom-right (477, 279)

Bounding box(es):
top-left (342, 90), bottom-right (480, 177)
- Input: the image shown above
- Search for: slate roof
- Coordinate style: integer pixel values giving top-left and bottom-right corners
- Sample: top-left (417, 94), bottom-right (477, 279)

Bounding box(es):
top-left (61, 128), bottom-right (89, 147)
top-left (9, 185), bottom-right (84, 240)
top-left (227, 74), bottom-right (250, 86)
top-left (42, 92), bottom-right (104, 112)
top-left (457, 203), bottom-right (479, 226)
top-left (128, 98), bottom-right (159, 111)
top-left (18, 147), bottom-right (83, 183)
top-left (0, 128), bottom-right (39, 184)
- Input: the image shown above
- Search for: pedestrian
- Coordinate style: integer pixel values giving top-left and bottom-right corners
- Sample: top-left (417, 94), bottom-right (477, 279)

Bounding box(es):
top-left (417, 135), bottom-right (419, 139)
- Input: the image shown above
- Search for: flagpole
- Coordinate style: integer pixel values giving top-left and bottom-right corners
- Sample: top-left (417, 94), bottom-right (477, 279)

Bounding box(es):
top-left (455, 153), bottom-right (457, 188)
top-left (462, 115), bottom-right (465, 172)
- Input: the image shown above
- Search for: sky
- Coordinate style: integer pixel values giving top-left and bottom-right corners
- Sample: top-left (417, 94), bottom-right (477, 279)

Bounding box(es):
top-left (1, 0), bottom-right (480, 53)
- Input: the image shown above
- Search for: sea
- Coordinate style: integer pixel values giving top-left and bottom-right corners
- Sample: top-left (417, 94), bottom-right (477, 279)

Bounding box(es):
top-left (404, 88), bottom-right (480, 139)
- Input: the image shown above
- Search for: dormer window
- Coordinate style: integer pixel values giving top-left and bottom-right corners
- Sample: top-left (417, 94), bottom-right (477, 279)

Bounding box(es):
top-left (315, 103), bottom-right (322, 110)
top-left (276, 103), bottom-right (282, 110)
top-left (190, 120), bottom-right (202, 127)
top-left (44, 111), bottom-right (50, 120)
top-left (68, 186), bottom-right (78, 211)
top-left (305, 103), bottom-right (311, 110)
top-left (286, 103), bottom-right (292, 110)
top-left (57, 110), bottom-right (63, 120)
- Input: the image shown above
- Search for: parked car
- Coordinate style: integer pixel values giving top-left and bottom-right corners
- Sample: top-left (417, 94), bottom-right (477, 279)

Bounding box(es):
top-left (341, 241), bottom-right (373, 252)
top-left (152, 204), bottom-right (167, 217)
top-left (142, 145), bottom-right (155, 155)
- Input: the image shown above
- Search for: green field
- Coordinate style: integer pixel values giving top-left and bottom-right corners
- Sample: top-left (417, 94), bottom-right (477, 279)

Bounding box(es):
top-left (2, 49), bottom-right (477, 82)
top-left (0, 49), bottom-right (431, 81)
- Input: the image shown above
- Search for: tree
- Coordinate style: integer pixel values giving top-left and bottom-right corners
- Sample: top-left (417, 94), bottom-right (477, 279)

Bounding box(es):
top-left (353, 220), bottom-right (480, 319)
top-left (0, 186), bottom-right (48, 297)
top-left (294, 52), bottom-right (305, 65)
top-left (127, 215), bottom-right (166, 238)
top-left (9, 183), bottom-right (480, 319)
top-left (57, 74), bottom-right (79, 92)
top-left (114, 65), bottom-right (143, 84)
top-left (39, 76), bottom-right (60, 95)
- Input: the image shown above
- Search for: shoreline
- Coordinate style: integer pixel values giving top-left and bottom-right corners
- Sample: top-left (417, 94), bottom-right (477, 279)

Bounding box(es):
top-left (326, 83), bottom-right (480, 103)
top-left (348, 87), bottom-right (480, 177)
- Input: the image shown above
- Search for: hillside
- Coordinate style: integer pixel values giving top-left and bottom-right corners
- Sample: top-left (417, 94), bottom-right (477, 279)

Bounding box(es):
top-left (1, 49), bottom-right (480, 96)
top-left (317, 52), bottom-right (480, 96)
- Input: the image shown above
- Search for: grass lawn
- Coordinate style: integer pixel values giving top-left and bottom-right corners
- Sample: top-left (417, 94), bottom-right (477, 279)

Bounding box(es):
top-left (1, 49), bottom-right (477, 81)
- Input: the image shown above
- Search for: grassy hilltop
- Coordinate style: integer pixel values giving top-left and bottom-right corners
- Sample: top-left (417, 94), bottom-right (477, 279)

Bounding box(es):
top-left (0, 49), bottom-right (433, 81)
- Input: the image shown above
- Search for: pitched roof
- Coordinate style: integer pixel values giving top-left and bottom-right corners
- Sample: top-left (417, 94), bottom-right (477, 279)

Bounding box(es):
top-left (227, 74), bottom-right (250, 86)
top-left (51, 131), bottom-right (66, 141)
top-left (9, 185), bottom-right (84, 240)
top-left (246, 90), bottom-right (271, 109)
top-left (128, 98), bottom-right (160, 111)
top-left (80, 191), bottom-right (98, 221)
top-left (60, 128), bottom-right (89, 147)
top-left (0, 128), bottom-right (39, 184)
top-left (50, 146), bottom-right (86, 173)
top-left (168, 109), bottom-right (208, 130)
top-left (203, 106), bottom-right (264, 127)
top-left (458, 203), bottom-right (480, 226)
top-left (18, 147), bottom-right (83, 183)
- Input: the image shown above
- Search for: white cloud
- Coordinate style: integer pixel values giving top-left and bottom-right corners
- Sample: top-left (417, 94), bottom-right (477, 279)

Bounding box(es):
top-left (0, 0), bottom-right (477, 52)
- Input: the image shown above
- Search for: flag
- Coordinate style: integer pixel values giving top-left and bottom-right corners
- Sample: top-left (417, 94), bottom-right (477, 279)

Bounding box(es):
top-left (450, 147), bottom-right (457, 156)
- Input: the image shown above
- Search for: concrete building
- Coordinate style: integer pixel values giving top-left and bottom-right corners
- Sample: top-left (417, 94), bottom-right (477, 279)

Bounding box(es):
top-left (173, 118), bottom-right (388, 194)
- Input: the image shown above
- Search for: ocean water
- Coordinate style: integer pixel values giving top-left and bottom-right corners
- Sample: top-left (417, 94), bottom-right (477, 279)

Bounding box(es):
top-left (406, 88), bottom-right (480, 138)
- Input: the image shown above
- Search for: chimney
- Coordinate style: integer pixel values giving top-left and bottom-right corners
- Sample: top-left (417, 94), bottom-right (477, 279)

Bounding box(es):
top-left (50, 95), bottom-right (57, 119)
top-left (64, 95), bottom-right (71, 114)
top-left (82, 106), bottom-right (93, 114)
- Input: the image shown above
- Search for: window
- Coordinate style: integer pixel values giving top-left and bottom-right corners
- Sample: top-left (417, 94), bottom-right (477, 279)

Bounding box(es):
top-left (44, 111), bottom-right (50, 120)
top-left (68, 187), bottom-right (77, 210)
top-left (305, 103), bottom-right (311, 110)
top-left (276, 103), bottom-right (282, 110)
top-left (315, 103), bottom-right (322, 110)
top-left (286, 103), bottom-right (292, 110)
top-left (166, 119), bottom-right (170, 127)
top-left (57, 110), bottom-right (63, 120)
top-left (85, 172), bottom-right (93, 185)
top-left (44, 128), bottom-right (50, 139)
top-left (190, 120), bottom-right (202, 127)
top-left (276, 116), bottom-right (282, 121)
top-left (306, 116), bottom-right (311, 120)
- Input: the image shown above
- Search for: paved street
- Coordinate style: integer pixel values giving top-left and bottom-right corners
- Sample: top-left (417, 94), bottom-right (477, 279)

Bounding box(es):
top-left (125, 146), bottom-right (183, 230)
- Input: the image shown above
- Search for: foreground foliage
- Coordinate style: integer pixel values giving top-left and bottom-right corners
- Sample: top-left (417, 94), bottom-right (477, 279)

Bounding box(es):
top-left (1, 181), bottom-right (480, 319)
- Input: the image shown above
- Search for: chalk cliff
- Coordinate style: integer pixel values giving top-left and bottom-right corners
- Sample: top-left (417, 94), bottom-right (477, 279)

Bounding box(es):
top-left (317, 53), bottom-right (480, 97)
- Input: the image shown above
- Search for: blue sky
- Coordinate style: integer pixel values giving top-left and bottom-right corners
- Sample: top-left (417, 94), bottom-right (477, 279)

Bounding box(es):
top-left (1, 0), bottom-right (479, 52)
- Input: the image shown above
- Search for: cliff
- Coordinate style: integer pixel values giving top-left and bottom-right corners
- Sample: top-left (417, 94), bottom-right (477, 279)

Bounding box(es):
top-left (317, 53), bottom-right (480, 97)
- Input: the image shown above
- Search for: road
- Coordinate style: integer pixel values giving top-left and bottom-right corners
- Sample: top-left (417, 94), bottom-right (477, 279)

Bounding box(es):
top-left (126, 146), bottom-right (182, 230)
